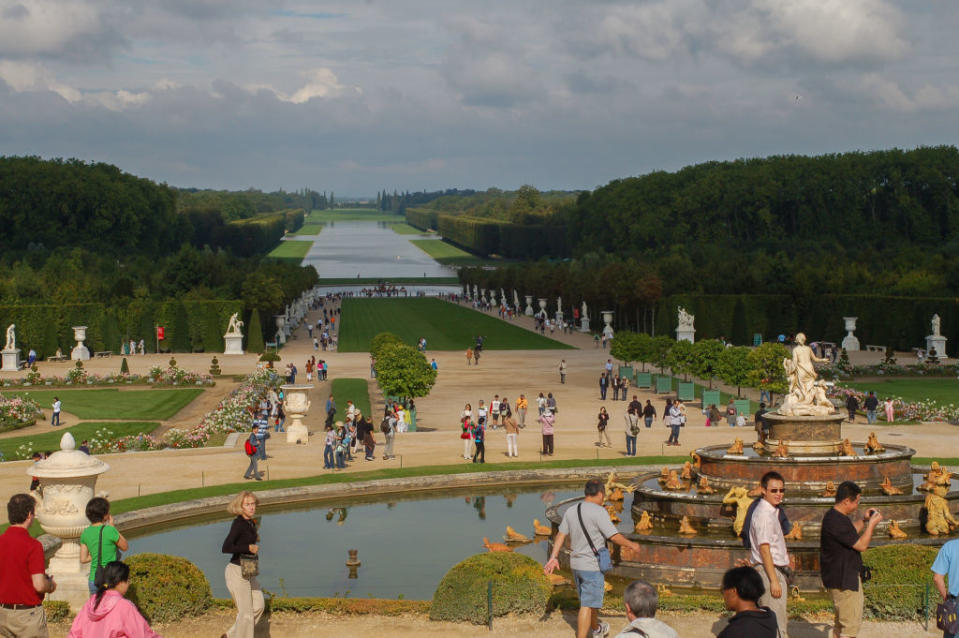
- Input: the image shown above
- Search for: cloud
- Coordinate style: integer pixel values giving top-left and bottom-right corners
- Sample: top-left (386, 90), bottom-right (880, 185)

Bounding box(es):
top-left (856, 73), bottom-right (959, 113)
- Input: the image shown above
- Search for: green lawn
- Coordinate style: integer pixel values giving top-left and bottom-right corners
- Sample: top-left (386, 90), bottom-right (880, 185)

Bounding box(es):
top-left (330, 379), bottom-right (372, 417)
top-left (289, 223), bottom-right (325, 236)
top-left (409, 239), bottom-right (505, 266)
top-left (306, 209), bottom-right (404, 222)
top-left (0, 421), bottom-right (159, 459)
top-left (317, 277), bottom-right (459, 286)
top-left (10, 389), bottom-right (204, 420)
top-left (266, 240), bottom-right (312, 261)
top-left (337, 297), bottom-right (574, 352)
top-left (389, 223), bottom-right (430, 235)
top-left (846, 378), bottom-right (959, 404)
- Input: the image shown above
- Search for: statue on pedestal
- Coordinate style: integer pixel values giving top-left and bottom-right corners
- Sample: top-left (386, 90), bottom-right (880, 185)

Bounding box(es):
top-left (778, 333), bottom-right (834, 416)
top-left (3, 324), bottom-right (14, 350)
top-left (677, 307), bottom-right (694, 331)
top-left (932, 314), bottom-right (941, 337)
top-left (226, 313), bottom-right (244, 336)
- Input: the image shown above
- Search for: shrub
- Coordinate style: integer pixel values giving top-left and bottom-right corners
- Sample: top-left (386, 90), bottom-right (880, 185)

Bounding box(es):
top-left (259, 351), bottom-right (280, 362)
top-left (209, 356), bottom-right (221, 376)
top-left (430, 552), bottom-right (551, 624)
top-left (125, 553), bottom-right (212, 623)
top-left (120, 357), bottom-right (129, 374)
top-left (42, 600), bottom-right (71, 623)
top-left (862, 543), bottom-right (938, 620)
top-left (369, 332), bottom-right (404, 359)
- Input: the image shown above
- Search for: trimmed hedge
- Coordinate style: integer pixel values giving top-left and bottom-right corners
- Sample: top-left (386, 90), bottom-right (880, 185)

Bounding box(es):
top-left (430, 552), bottom-right (551, 624)
top-left (126, 553), bottom-right (212, 623)
top-left (862, 544), bottom-right (938, 620)
top-left (437, 215), bottom-right (501, 257)
top-left (405, 208), bottom-right (438, 231)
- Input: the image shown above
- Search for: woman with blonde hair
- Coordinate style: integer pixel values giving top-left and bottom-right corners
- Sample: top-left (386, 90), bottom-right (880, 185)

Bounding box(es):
top-left (221, 491), bottom-right (263, 638)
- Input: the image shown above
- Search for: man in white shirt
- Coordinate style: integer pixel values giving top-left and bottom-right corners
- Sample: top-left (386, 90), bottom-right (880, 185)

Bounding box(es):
top-left (490, 395), bottom-right (501, 429)
top-left (748, 470), bottom-right (790, 638)
top-left (51, 398), bottom-right (61, 427)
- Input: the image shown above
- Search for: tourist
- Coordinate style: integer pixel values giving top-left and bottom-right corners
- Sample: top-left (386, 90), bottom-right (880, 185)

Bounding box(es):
top-left (504, 407), bottom-right (519, 457)
top-left (628, 394), bottom-right (642, 415)
top-left (461, 404), bottom-right (473, 459)
top-left (79, 497), bottom-right (129, 595)
top-left (242, 425), bottom-right (261, 480)
top-left (620, 376), bottom-right (629, 401)
top-left (362, 415), bottom-right (376, 461)
top-left (884, 397), bottom-right (895, 423)
top-left (845, 394), bottom-right (858, 423)
top-left (465, 347), bottom-right (473, 366)
top-left (221, 492), bottom-right (264, 638)
top-left (544, 479), bottom-right (641, 638)
top-left (705, 403), bottom-right (719, 428)
top-left (540, 409), bottom-right (555, 456)
top-left (430, 358), bottom-right (437, 371)
top-left (747, 472), bottom-right (790, 638)
top-left (305, 360), bottom-right (312, 382)
top-left (666, 400), bottom-right (682, 446)
top-left (596, 406), bottom-right (611, 447)
top-left (68, 560), bottom-right (161, 638)
top-left (370, 356), bottom-right (376, 378)
top-left (643, 400), bottom-right (656, 429)
top-left (274, 401), bottom-right (285, 433)
top-left (864, 391), bottom-right (879, 425)
top-left (254, 411), bottom-right (270, 461)
top-left (0, 494), bottom-right (56, 638)
top-left (500, 396), bottom-right (512, 424)
top-left (490, 394), bottom-right (501, 429)
top-left (821, 481), bottom-right (881, 638)
top-left (662, 398), bottom-right (672, 426)
top-left (754, 403), bottom-right (769, 443)
top-left (726, 399), bottom-right (737, 427)
top-left (334, 423), bottom-right (347, 468)
top-left (79, 440), bottom-right (91, 454)
top-left (605, 359), bottom-right (613, 376)
top-left (476, 400), bottom-right (488, 431)
top-left (323, 424), bottom-right (336, 469)
top-left (624, 406), bottom-right (639, 457)
top-left (599, 372), bottom-right (609, 400)
top-left (383, 411), bottom-right (397, 460)
top-left (325, 394), bottom-right (336, 428)
top-left (612, 580), bottom-right (678, 638)
top-left (471, 416), bottom-right (486, 463)
top-left (537, 392), bottom-right (547, 416)
top-left (931, 538), bottom-right (959, 638)
top-left (313, 337), bottom-right (319, 351)
top-left (717, 566), bottom-right (778, 638)
top-left (516, 394), bottom-right (528, 429)
top-left (559, 359), bottom-right (567, 384)
top-left (51, 397), bottom-right (61, 427)
top-left (547, 392), bottom-right (557, 414)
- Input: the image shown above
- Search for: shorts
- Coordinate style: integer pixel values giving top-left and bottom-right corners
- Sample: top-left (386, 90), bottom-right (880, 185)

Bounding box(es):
top-left (828, 580), bottom-right (863, 637)
top-left (572, 569), bottom-right (605, 609)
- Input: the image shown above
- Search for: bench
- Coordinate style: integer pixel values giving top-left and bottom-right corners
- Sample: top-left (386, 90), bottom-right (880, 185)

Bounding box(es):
top-left (865, 345), bottom-right (885, 352)
top-left (46, 355), bottom-right (68, 362)
top-left (94, 351), bottom-right (112, 358)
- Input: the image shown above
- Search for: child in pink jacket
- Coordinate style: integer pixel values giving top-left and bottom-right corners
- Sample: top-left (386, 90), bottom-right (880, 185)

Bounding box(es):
top-left (68, 561), bottom-right (161, 638)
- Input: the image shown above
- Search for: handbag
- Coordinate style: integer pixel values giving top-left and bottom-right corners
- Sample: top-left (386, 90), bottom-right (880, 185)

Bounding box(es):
top-left (937, 596), bottom-right (959, 634)
top-left (239, 553), bottom-right (259, 578)
top-left (577, 504), bottom-right (613, 573)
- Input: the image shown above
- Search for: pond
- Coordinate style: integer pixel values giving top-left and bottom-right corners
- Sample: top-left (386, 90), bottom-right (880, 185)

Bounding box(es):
top-left (299, 221), bottom-right (456, 279)
top-left (126, 484), bottom-right (635, 599)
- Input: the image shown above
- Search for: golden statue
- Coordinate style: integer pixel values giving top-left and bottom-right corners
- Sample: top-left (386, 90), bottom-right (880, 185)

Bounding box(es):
top-left (690, 451), bottom-right (702, 470)
top-left (697, 476), bottom-right (716, 495)
top-left (727, 438), bottom-right (744, 455)
top-left (607, 487), bottom-right (625, 502)
top-left (605, 471), bottom-right (635, 495)
top-left (678, 515), bottom-right (697, 535)
top-left (722, 486), bottom-right (754, 536)
top-left (657, 467), bottom-right (670, 484)
top-left (533, 519), bottom-right (551, 536)
top-left (747, 483), bottom-right (763, 498)
top-left (752, 440), bottom-right (765, 451)
top-left (880, 476), bottom-right (903, 496)
top-left (657, 584), bottom-right (674, 597)
top-left (605, 504), bottom-right (621, 523)
top-left (865, 432), bottom-right (885, 454)
top-left (504, 526), bottom-right (530, 543)
top-left (821, 481), bottom-right (837, 498)
top-left (634, 510), bottom-right (654, 533)
top-left (664, 470), bottom-right (683, 490)
top-left (784, 524), bottom-right (803, 541)
top-left (840, 439), bottom-right (856, 456)
top-left (680, 461), bottom-right (694, 481)
top-left (547, 573), bottom-right (570, 586)
top-left (774, 440), bottom-right (789, 458)
top-left (789, 586), bottom-right (806, 602)
top-left (888, 520), bottom-right (908, 539)
top-left (921, 462), bottom-right (951, 492)
top-left (925, 490), bottom-right (959, 536)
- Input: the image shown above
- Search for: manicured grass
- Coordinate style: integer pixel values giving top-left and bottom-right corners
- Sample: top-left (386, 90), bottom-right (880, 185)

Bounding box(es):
top-left (317, 277), bottom-right (459, 286)
top-left (0, 421), bottom-right (160, 459)
top-left (10, 389), bottom-right (204, 420)
top-left (289, 223), bottom-right (325, 236)
top-left (307, 209), bottom-right (404, 222)
top-left (267, 240), bottom-right (312, 260)
top-left (389, 223), bottom-right (430, 235)
top-left (846, 378), bottom-right (959, 404)
top-left (337, 298), bottom-right (574, 352)
top-left (409, 239), bottom-right (504, 266)
top-left (330, 378), bottom-right (372, 417)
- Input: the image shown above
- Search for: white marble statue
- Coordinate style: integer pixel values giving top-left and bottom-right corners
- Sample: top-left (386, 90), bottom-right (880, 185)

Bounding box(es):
top-left (226, 313), bottom-right (244, 336)
top-left (677, 307), bottom-right (695, 330)
top-left (557, 296), bottom-right (563, 314)
top-left (932, 314), bottom-right (941, 337)
top-left (4, 324), bottom-right (15, 350)
top-left (779, 332), bottom-right (834, 416)
top-left (513, 290), bottom-right (520, 309)
top-left (581, 301), bottom-right (588, 319)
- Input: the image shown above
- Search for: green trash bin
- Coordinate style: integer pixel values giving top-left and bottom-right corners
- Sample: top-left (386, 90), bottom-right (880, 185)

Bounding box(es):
top-left (702, 390), bottom-right (721, 409)
top-left (734, 399), bottom-right (751, 419)
top-left (635, 372), bottom-right (652, 388)
top-left (753, 333), bottom-right (763, 347)
top-left (655, 375), bottom-right (673, 394)
top-left (677, 382), bottom-right (695, 401)
top-left (618, 365), bottom-right (634, 381)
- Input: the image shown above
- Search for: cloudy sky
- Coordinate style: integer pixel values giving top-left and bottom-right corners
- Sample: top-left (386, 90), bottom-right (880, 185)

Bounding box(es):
top-left (0, 1), bottom-right (956, 195)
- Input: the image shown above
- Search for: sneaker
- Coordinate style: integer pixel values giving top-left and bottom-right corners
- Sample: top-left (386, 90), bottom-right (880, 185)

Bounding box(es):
top-left (593, 621), bottom-right (609, 637)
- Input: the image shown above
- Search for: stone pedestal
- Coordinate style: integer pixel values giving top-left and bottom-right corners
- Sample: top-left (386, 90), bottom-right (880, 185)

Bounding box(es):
top-left (524, 295), bottom-right (534, 316)
top-left (282, 384), bottom-right (313, 444)
top-left (555, 310), bottom-right (564, 324)
top-left (762, 412), bottom-right (846, 455)
top-left (675, 328), bottom-right (695, 343)
top-left (1, 348), bottom-right (20, 371)
top-left (224, 334), bottom-right (244, 355)
top-left (275, 316), bottom-right (287, 345)
top-left (579, 316), bottom-right (590, 332)
top-left (841, 316), bottom-right (860, 352)
top-left (926, 335), bottom-right (948, 360)
top-left (70, 326), bottom-right (90, 361)
top-left (30, 433), bottom-right (109, 611)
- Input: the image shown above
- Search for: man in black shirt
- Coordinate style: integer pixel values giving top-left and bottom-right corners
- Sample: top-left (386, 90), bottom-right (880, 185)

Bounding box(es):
top-left (845, 395), bottom-right (859, 423)
top-left (863, 392), bottom-right (879, 425)
top-left (628, 395), bottom-right (642, 415)
top-left (718, 566), bottom-right (778, 638)
top-left (642, 401), bottom-right (656, 428)
top-left (820, 481), bottom-right (882, 638)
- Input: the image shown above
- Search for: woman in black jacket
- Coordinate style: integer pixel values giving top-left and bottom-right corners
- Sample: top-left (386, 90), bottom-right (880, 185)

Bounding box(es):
top-left (221, 491), bottom-right (263, 638)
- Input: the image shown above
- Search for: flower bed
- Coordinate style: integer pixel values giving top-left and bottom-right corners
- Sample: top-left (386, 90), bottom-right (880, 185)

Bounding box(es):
top-left (830, 386), bottom-right (959, 423)
top-left (88, 427), bottom-right (166, 454)
top-left (821, 362), bottom-right (959, 380)
top-left (0, 394), bottom-right (42, 432)
top-left (0, 361), bottom-right (214, 389)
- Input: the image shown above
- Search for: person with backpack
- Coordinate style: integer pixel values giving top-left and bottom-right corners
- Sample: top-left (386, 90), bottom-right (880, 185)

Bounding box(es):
top-left (624, 406), bottom-right (640, 457)
top-left (243, 425), bottom-right (261, 480)
top-left (68, 561), bottom-right (161, 638)
top-left (79, 498), bottom-right (129, 595)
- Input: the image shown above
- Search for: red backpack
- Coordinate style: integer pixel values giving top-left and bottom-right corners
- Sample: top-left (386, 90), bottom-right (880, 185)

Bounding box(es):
top-left (244, 437), bottom-right (256, 456)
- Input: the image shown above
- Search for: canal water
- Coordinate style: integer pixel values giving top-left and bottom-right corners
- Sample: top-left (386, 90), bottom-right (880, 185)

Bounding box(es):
top-left (126, 484), bottom-right (630, 599)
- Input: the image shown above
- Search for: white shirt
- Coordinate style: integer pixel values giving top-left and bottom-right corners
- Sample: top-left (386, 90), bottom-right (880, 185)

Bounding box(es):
top-left (748, 498), bottom-right (789, 567)
top-left (491, 400), bottom-right (500, 413)
top-left (52, 400), bottom-right (61, 413)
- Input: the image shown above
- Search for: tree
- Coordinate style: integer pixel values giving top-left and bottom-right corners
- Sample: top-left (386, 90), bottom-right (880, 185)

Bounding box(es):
top-left (246, 309), bottom-right (264, 353)
top-left (634, 333), bottom-right (654, 371)
top-left (375, 344), bottom-right (437, 399)
top-left (746, 342), bottom-right (790, 403)
top-left (666, 340), bottom-right (696, 381)
top-left (370, 332), bottom-right (404, 359)
top-left (242, 272), bottom-right (284, 314)
top-left (692, 339), bottom-right (725, 389)
top-left (717, 346), bottom-right (751, 397)
top-left (610, 331), bottom-right (641, 364)
top-left (651, 335), bottom-right (674, 374)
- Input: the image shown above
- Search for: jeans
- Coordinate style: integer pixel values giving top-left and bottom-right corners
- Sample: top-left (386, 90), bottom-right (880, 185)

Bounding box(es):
top-left (385, 433), bottom-right (395, 457)
top-left (600, 386), bottom-right (607, 400)
top-left (867, 409), bottom-right (876, 424)
top-left (256, 436), bottom-right (266, 460)
top-left (323, 444), bottom-right (335, 469)
top-left (560, 373), bottom-right (566, 384)
top-left (51, 412), bottom-right (60, 426)
top-left (472, 441), bottom-right (485, 463)
top-left (542, 434), bottom-right (554, 455)
top-left (667, 424), bottom-right (680, 444)
top-left (335, 448), bottom-right (345, 469)
top-left (243, 454), bottom-right (259, 479)
top-left (625, 434), bottom-right (636, 456)
top-left (644, 416), bottom-right (653, 428)
top-left (274, 418), bottom-right (285, 433)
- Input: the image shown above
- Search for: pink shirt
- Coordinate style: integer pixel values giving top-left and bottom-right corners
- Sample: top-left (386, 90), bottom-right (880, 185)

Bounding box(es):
top-left (539, 413), bottom-right (555, 435)
top-left (68, 590), bottom-right (162, 638)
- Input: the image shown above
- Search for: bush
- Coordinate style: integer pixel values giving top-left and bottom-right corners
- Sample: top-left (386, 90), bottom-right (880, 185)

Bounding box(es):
top-left (369, 332), bottom-right (404, 359)
top-left (209, 356), bottom-right (221, 376)
top-left (125, 553), bottom-right (212, 623)
top-left (42, 600), bottom-right (71, 623)
top-left (862, 544), bottom-right (938, 620)
top-left (120, 357), bottom-right (129, 375)
top-left (430, 552), bottom-right (551, 624)
top-left (259, 351), bottom-right (281, 362)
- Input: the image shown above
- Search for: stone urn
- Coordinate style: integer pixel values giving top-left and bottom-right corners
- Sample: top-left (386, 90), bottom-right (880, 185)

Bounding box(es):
top-left (274, 316), bottom-right (287, 345)
top-left (282, 384), bottom-right (313, 444)
top-left (841, 316), bottom-right (860, 352)
top-left (602, 311), bottom-right (615, 339)
top-left (29, 432), bottom-right (109, 610)
top-left (71, 326), bottom-right (90, 361)
top-left (538, 298), bottom-right (548, 318)
top-left (524, 295), bottom-right (534, 316)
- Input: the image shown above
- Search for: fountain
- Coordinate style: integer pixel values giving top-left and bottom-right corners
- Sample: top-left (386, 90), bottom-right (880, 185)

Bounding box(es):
top-left (547, 331), bottom-right (959, 589)
top-left (29, 432), bottom-right (110, 610)
top-left (282, 384), bottom-right (313, 444)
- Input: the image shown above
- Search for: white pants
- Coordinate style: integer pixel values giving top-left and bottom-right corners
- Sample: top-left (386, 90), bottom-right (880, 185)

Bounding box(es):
top-left (225, 562), bottom-right (264, 638)
top-left (506, 433), bottom-right (518, 456)
top-left (463, 438), bottom-right (472, 458)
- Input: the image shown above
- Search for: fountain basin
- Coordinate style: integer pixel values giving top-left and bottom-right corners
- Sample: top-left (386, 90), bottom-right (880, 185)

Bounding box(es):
top-left (763, 412), bottom-right (845, 454)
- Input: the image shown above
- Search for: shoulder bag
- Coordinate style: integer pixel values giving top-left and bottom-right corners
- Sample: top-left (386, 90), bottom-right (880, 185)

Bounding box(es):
top-left (577, 503), bottom-right (613, 573)
top-left (93, 526), bottom-right (105, 587)
top-left (239, 519), bottom-right (259, 578)
top-left (938, 596), bottom-right (959, 634)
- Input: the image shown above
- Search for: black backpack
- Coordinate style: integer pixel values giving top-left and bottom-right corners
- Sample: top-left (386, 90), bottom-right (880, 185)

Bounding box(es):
top-left (380, 419), bottom-right (391, 434)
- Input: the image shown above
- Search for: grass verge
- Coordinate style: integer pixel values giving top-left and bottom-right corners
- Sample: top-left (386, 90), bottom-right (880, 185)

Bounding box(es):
top-left (307, 209), bottom-right (405, 222)
top-left (266, 240), bottom-right (312, 262)
top-left (289, 223), bottom-right (325, 236)
top-left (845, 378), bottom-right (959, 405)
top-left (1, 421), bottom-right (160, 459)
top-left (10, 388), bottom-right (204, 420)
top-left (338, 297), bottom-right (573, 352)
top-left (409, 239), bottom-right (505, 266)
top-left (330, 379), bottom-right (372, 418)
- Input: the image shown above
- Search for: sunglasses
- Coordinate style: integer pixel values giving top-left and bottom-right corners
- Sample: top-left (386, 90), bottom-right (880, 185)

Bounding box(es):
top-left (767, 488), bottom-right (786, 494)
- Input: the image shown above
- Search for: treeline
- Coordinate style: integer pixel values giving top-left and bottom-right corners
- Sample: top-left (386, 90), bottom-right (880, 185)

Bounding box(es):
top-left (186, 208), bottom-right (304, 257)
top-left (377, 188), bottom-right (478, 214)
top-left (178, 187), bottom-right (330, 218)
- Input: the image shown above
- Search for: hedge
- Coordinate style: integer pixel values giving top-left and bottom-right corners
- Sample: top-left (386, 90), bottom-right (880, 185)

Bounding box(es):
top-left (437, 215), bottom-right (501, 257)
top-left (214, 208), bottom-right (304, 257)
top-left (126, 553), bottom-right (212, 624)
top-left (405, 208), bottom-right (438, 231)
top-left (862, 544), bottom-right (938, 620)
top-left (429, 212), bottom-right (569, 259)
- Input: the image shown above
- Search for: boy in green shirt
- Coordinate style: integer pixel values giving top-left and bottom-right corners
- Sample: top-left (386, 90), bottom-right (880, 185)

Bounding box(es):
top-left (79, 497), bottom-right (128, 594)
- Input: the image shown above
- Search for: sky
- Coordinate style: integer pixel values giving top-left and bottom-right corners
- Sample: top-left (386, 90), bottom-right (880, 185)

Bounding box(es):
top-left (0, 0), bottom-right (956, 195)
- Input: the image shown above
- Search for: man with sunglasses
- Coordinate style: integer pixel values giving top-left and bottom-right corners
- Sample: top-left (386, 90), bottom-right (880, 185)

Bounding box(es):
top-left (748, 471), bottom-right (791, 638)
